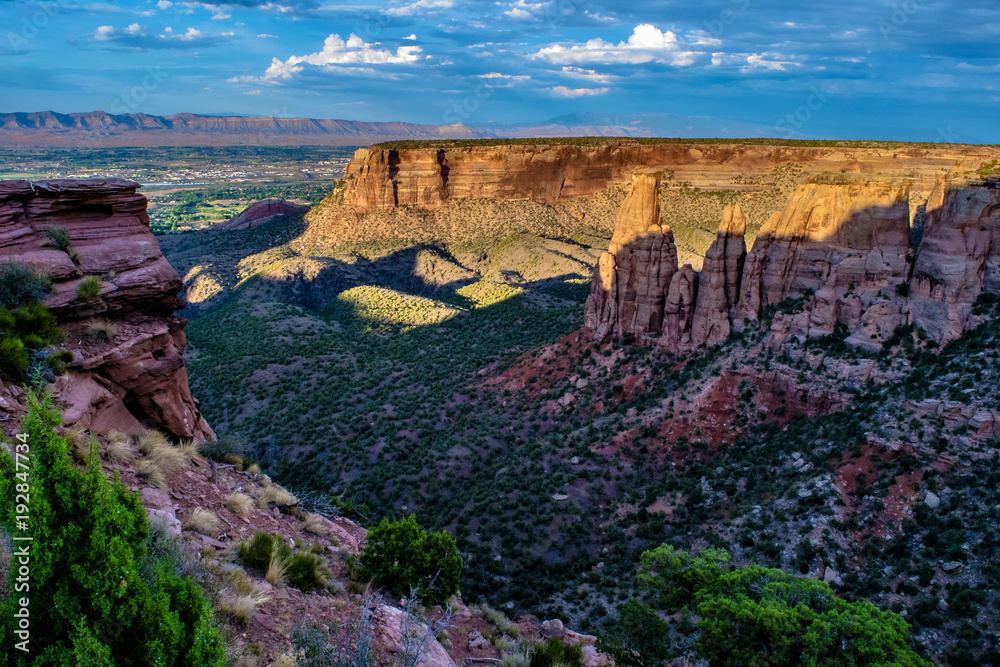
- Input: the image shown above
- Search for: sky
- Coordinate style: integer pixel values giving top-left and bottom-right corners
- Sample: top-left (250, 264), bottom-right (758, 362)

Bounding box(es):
top-left (1, 0), bottom-right (998, 142)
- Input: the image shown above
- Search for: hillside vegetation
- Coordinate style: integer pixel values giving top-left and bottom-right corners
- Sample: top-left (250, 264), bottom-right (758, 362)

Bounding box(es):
top-left (163, 210), bottom-right (1000, 666)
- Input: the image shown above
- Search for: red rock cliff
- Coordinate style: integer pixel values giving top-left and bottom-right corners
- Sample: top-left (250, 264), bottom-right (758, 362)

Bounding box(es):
top-left (586, 173), bottom-right (1000, 352)
top-left (0, 178), bottom-right (213, 442)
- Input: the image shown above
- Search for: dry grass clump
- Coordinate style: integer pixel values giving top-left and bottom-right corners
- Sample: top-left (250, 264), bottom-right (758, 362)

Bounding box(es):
top-left (147, 444), bottom-right (187, 477)
top-left (271, 653), bottom-right (297, 667)
top-left (86, 319), bottom-right (118, 343)
top-left (301, 513), bottom-right (326, 536)
top-left (64, 429), bottom-right (89, 462)
top-left (136, 459), bottom-right (166, 489)
top-left (106, 439), bottom-right (134, 463)
top-left (218, 589), bottom-right (270, 625)
top-left (179, 441), bottom-right (199, 461)
top-left (266, 554), bottom-right (288, 586)
top-left (245, 463), bottom-right (260, 475)
top-left (137, 429), bottom-right (171, 455)
top-left (256, 485), bottom-right (297, 509)
top-left (107, 430), bottom-right (130, 445)
top-left (226, 492), bottom-right (254, 517)
top-left (183, 507), bottom-right (220, 536)
top-left (223, 453), bottom-right (244, 467)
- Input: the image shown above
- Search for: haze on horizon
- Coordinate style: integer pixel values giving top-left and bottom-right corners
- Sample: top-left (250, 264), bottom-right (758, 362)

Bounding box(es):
top-left (1, 0), bottom-right (998, 143)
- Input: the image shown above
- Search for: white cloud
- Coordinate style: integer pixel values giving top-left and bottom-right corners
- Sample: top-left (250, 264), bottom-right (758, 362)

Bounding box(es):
top-left (386, 0), bottom-right (454, 16)
top-left (710, 52), bottom-right (800, 72)
top-left (126, 23), bottom-right (143, 34)
top-left (560, 66), bottom-right (615, 84)
top-left (265, 33), bottom-right (423, 79)
top-left (477, 72), bottom-right (530, 87)
top-left (175, 27), bottom-right (203, 41)
top-left (534, 24), bottom-right (705, 66)
top-left (246, 89), bottom-right (262, 95)
top-left (258, 33), bottom-right (278, 38)
top-left (550, 85), bottom-right (609, 97)
top-left (403, 33), bottom-right (417, 40)
top-left (504, 0), bottom-right (550, 21)
top-left (94, 25), bottom-right (115, 40)
top-left (156, 0), bottom-right (172, 8)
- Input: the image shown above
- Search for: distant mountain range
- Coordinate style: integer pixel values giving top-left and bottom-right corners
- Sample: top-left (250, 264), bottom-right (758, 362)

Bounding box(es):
top-left (0, 110), bottom-right (784, 148)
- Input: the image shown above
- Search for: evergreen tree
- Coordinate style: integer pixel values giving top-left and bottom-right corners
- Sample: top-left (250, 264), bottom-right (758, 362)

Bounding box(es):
top-left (0, 391), bottom-right (226, 666)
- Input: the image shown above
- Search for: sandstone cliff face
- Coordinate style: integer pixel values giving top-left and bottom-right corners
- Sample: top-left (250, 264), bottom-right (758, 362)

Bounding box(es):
top-left (584, 171), bottom-right (677, 342)
top-left (0, 178), bottom-right (213, 441)
top-left (909, 179), bottom-right (1000, 340)
top-left (584, 173), bottom-right (747, 352)
top-left (689, 204), bottom-right (747, 347)
top-left (587, 172), bottom-right (1000, 353)
top-left (734, 181), bottom-right (912, 337)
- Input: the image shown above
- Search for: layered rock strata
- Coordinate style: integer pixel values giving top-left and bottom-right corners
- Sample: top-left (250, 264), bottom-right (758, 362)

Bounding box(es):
top-left (0, 178), bottom-right (213, 441)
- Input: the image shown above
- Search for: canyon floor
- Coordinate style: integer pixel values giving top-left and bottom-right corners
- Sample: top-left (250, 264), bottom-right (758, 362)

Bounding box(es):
top-left (161, 162), bottom-right (1000, 665)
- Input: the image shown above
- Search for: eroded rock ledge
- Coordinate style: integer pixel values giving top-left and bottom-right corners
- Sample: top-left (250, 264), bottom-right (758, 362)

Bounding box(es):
top-left (0, 178), bottom-right (213, 441)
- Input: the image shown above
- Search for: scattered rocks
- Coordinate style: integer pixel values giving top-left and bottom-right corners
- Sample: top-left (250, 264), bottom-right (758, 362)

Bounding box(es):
top-left (924, 491), bottom-right (941, 509)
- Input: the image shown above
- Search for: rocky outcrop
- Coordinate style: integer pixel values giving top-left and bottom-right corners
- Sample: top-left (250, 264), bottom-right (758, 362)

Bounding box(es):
top-left (585, 173), bottom-right (748, 352)
top-left (0, 178), bottom-right (213, 441)
top-left (586, 173), bottom-right (1000, 353)
top-left (584, 171), bottom-right (677, 342)
top-left (734, 181), bottom-right (912, 337)
top-left (909, 179), bottom-right (1000, 340)
top-left (689, 204), bottom-right (747, 347)
top-left (217, 198), bottom-right (309, 230)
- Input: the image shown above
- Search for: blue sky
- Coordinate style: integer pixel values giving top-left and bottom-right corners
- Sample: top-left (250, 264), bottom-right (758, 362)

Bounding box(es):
top-left (1, 0), bottom-right (998, 142)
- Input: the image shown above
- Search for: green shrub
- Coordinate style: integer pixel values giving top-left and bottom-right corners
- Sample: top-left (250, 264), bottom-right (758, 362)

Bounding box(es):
top-left (0, 336), bottom-right (28, 379)
top-left (44, 226), bottom-right (73, 252)
top-left (359, 514), bottom-right (462, 606)
top-left (0, 260), bottom-right (52, 308)
top-left (0, 301), bottom-right (65, 381)
top-left (285, 553), bottom-right (327, 592)
top-left (236, 532), bottom-right (291, 573)
top-left (528, 638), bottom-right (584, 667)
top-left (0, 390), bottom-right (226, 666)
top-left (596, 600), bottom-right (671, 667)
top-left (77, 275), bottom-right (103, 301)
top-left (639, 546), bottom-right (931, 667)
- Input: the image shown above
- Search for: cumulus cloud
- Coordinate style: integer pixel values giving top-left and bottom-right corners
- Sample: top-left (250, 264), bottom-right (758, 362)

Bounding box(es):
top-left (264, 33), bottom-right (423, 79)
top-left (386, 0), bottom-right (454, 16)
top-left (550, 85), bottom-right (608, 97)
top-left (534, 23), bottom-right (707, 66)
top-left (504, 0), bottom-right (551, 21)
top-left (94, 23), bottom-right (147, 41)
top-left (94, 22), bottom-right (234, 48)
